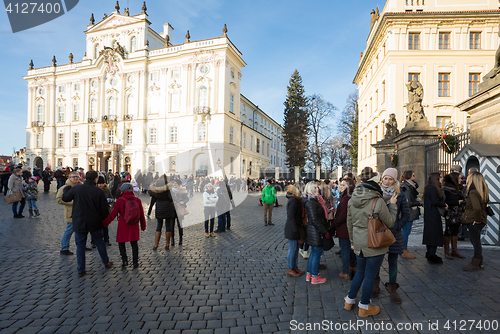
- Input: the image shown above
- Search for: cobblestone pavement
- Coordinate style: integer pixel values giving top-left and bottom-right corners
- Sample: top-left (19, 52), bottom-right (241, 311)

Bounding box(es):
top-left (0, 184), bottom-right (499, 333)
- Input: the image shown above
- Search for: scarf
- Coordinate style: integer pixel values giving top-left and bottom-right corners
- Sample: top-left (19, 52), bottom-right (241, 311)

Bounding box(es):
top-left (381, 183), bottom-right (395, 204)
top-left (406, 179), bottom-right (417, 189)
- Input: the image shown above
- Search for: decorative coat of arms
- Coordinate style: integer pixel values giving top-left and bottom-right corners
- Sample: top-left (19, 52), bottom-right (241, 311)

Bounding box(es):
top-left (101, 47), bottom-right (120, 75)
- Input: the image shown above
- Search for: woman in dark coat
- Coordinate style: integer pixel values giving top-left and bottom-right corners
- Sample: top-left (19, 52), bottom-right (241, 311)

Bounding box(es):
top-left (334, 177), bottom-right (356, 279)
top-left (442, 173), bottom-right (466, 259)
top-left (171, 180), bottom-right (189, 245)
top-left (303, 182), bottom-right (329, 284)
top-left (400, 170), bottom-right (421, 259)
top-left (42, 167), bottom-right (52, 193)
top-left (284, 185), bottom-right (304, 278)
top-left (423, 172), bottom-right (447, 264)
top-left (150, 177), bottom-right (176, 251)
top-left (373, 168), bottom-right (410, 304)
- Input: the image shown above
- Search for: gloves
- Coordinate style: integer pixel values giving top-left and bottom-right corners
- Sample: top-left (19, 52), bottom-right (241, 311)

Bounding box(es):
top-left (325, 232), bottom-right (330, 239)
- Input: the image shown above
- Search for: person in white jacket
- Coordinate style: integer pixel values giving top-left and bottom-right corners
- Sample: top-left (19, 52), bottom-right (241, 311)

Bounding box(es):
top-left (203, 183), bottom-right (218, 237)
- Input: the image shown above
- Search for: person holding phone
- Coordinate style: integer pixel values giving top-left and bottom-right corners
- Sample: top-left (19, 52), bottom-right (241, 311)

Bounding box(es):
top-left (371, 168), bottom-right (409, 304)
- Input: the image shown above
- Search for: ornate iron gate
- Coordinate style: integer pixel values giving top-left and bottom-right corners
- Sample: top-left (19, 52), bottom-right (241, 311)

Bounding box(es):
top-left (425, 131), bottom-right (470, 180)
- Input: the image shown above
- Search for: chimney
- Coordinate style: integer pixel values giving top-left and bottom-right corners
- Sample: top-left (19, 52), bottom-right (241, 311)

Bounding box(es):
top-left (160, 23), bottom-right (174, 43)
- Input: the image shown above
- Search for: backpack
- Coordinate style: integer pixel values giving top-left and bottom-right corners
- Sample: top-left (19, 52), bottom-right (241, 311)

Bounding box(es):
top-left (122, 197), bottom-right (141, 225)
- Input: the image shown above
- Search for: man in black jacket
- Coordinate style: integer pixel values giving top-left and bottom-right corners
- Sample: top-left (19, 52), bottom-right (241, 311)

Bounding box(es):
top-left (62, 170), bottom-right (113, 277)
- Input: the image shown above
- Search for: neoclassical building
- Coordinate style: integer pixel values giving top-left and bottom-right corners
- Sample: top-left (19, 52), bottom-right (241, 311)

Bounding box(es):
top-left (354, 0), bottom-right (500, 170)
top-left (24, 2), bottom-right (285, 178)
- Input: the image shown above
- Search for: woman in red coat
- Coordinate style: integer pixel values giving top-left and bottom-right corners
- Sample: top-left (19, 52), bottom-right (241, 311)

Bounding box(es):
top-left (103, 183), bottom-right (146, 268)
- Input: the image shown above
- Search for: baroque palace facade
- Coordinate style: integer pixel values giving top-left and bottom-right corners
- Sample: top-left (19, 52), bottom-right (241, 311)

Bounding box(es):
top-left (23, 3), bottom-right (286, 178)
top-left (354, 0), bottom-right (500, 170)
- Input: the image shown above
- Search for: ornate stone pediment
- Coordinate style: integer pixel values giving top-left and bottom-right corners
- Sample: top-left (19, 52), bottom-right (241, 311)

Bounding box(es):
top-left (149, 83), bottom-right (161, 92)
top-left (71, 94), bottom-right (80, 102)
top-left (56, 95), bottom-right (66, 103)
top-left (87, 14), bottom-right (143, 33)
top-left (30, 77), bottom-right (48, 87)
top-left (106, 88), bottom-right (119, 95)
top-left (189, 50), bottom-right (218, 65)
top-left (100, 47), bottom-right (121, 75)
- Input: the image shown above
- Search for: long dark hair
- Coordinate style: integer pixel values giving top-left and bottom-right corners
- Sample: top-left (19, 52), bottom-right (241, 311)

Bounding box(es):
top-left (443, 172), bottom-right (461, 194)
top-left (423, 172), bottom-right (442, 199)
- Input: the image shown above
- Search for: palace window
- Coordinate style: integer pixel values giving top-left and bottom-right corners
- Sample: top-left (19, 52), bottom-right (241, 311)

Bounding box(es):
top-left (469, 73), bottom-right (480, 96)
top-left (94, 44), bottom-right (100, 59)
top-left (408, 73), bottom-right (420, 82)
top-left (130, 36), bottom-right (137, 52)
top-left (170, 126), bottom-right (178, 143)
top-left (108, 97), bottom-right (115, 116)
top-left (90, 131), bottom-right (96, 145)
top-left (436, 116), bottom-right (451, 130)
top-left (57, 158), bottom-right (63, 167)
top-left (108, 130), bottom-right (114, 144)
top-left (439, 32), bottom-right (450, 50)
top-left (73, 158), bottom-right (78, 168)
top-left (58, 133), bottom-right (64, 148)
top-left (229, 126), bottom-right (234, 144)
top-left (171, 69), bottom-right (180, 78)
top-left (126, 95), bottom-right (135, 115)
top-left (126, 129), bottom-right (133, 145)
top-left (256, 138), bottom-right (260, 153)
top-left (73, 104), bottom-right (80, 121)
top-left (250, 136), bottom-right (253, 150)
top-left (438, 73), bottom-right (450, 97)
top-left (230, 157), bottom-right (234, 174)
top-left (408, 32), bottom-right (420, 50)
top-left (150, 71), bottom-right (159, 81)
top-left (170, 93), bottom-right (179, 112)
top-left (90, 98), bottom-right (97, 118)
top-left (470, 32), bottom-right (481, 49)
top-left (242, 132), bottom-right (246, 148)
top-left (37, 104), bottom-right (43, 122)
top-left (36, 134), bottom-right (42, 148)
top-left (198, 86), bottom-right (208, 106)
top-left (58, 86), bottom-right (65, 93)
top-left (150, 128), bottom-right (157, 144)
top-left (58, 106), bottom-right (65, 122)
top-left (73, 132), bottom-right (79, 147)
top-left (229, 94), bottom-right (234, 113)
top-left (74, 83), bottom-right (80, 91)
top-left (197, 123), bottom-right (206, 141)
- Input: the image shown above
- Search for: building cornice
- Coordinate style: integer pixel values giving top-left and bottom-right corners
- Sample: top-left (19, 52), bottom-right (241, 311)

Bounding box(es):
top-left (353, 10), bottom-right (500, 84)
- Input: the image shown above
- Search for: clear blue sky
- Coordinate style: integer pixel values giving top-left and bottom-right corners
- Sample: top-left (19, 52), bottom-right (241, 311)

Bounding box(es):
top-left (0, 0), bottom-right (377, 156)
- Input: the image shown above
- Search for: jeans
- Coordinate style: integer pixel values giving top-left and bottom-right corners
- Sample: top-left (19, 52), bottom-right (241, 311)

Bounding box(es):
top-left (217, 212), bottom-right (226, 231)
top-left (427, 245), bottom-right (437, 256)
top-left (57, 180), bottom-right (65, 189)
top-left (204, 207), bottom-right (216, 233)
top-left (91, 226), bottom-right (109, 244)
top-left (75, 229), bottom-right (109, 273)
top-left (263, 202), bottom-right (274, 222)
top-left (306, 246), bottom-right (324, 276)
top-left (339, 238), bottom-right (351, 275)
top-left (376, 253), bottom-right (398, 284)
top-left (12, 198), bottom-right (26, 216)
top-left (60, 222), bottom-right (74, 251)
top-left (225, 211), bottom-right (231, 229)
top-left (27, 199), bottom-right (38, 211)
top-left (402, 220), bottom-right (413, 250)
top-left (469, 223), bottom-right (485, 259)
top-left (118, 241), bottom-right (138, 265)
top-left (287, 240), bottom-right (299, 269)
top-left (348, 253), bottom-right (385, 305)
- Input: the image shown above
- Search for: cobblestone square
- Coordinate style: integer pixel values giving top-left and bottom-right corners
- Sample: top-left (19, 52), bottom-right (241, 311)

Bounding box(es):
top-left (1, 184), bottom-right (499, 333)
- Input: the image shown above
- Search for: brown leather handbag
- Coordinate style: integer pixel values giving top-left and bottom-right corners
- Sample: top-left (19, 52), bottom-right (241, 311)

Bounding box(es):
top-left (367, 198), bottom-right (396, 249)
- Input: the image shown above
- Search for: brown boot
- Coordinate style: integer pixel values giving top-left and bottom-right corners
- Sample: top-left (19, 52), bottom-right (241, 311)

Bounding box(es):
top-left (153, 231), bottom-right (161, 250)
top-left (451, 236), bottom-right (466, 259)
top-left (358, 304), bottom-right (380, 317)
top-left (371, 277), bottom-right (381, 298)
top-left (292, 267), bottom-right (305, 275)
top-left (286, 269), bottom-right (300, 277)
top-left (401, 249), bottom-right (416, 259)
top-left (165, 232), bottom-right (171, 250)
top-left (385, 283), bottom-right (402, 304)
top-left (463, 257), bottom-right (481, 271)
top-left (443, 237), bottom-right (453, 259)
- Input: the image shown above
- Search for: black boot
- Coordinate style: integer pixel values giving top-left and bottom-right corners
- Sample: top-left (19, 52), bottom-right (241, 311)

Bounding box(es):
top-left (132, 241), bottom-right (139, 268)
top-left (119, 243), bottom-right (128, 267)
top-left (171, 227), bottom-right (176, 246)
top-left (178, 228), bottom-right (183, 245)
top-left (28, 209), bottom-right (33, 218)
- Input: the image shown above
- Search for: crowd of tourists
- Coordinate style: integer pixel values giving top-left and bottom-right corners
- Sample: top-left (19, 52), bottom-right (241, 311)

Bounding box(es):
top-left (2, 161), bottom-right (491, 318)
top-left (283, 164), bottom-right (490, 318)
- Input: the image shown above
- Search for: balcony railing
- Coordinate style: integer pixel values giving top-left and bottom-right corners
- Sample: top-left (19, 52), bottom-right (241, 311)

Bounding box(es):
top-left (102, 115), bottom-right (118, 122)
top-left (124, 114), bottom-right (134, 120)
top-left (32, 121), bottom-right (45, 127)
top-left (194, 106), bottom-right (211, 114)
top-left (88, 117), bottom-right (98, 123)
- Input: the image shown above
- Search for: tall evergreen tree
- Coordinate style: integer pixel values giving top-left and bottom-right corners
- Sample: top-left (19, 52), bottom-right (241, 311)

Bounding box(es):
top-left (283, 70), bottom-right (308, 168)
top-left (339, 92), bottom-right (359, 172)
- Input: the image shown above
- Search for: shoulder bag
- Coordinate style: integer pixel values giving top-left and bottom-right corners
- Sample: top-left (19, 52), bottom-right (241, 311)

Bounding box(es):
top-left (367, 198), bottom-right (396, 249)
top-left (4, 190), bottom-right (22, 204)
